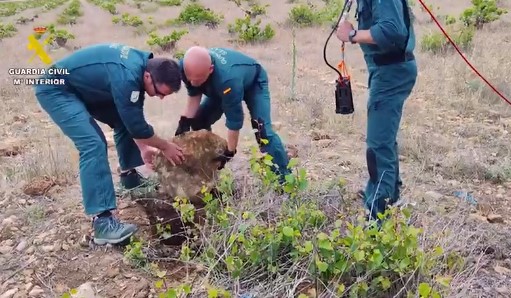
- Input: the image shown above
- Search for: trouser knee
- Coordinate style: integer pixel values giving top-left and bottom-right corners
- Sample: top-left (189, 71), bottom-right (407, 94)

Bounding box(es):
top-left (251, 117), bottom-right (290, 176)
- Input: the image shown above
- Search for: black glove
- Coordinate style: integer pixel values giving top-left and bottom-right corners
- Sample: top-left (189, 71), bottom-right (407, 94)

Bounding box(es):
top-left (213, 149), bottom-right (236, 170)
top-left (175, 116), bottom-right (194, 136)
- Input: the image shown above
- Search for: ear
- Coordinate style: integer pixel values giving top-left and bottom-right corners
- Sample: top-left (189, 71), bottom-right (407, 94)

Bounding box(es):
top-left (208, 65), bottom-right (214, 74)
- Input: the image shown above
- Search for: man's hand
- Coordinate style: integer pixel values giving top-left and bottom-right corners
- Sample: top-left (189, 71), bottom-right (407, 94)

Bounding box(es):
top-left (140, 146), bottom-right (159, 170)
top-left (213, 148), bottom-right (236, 170)
top-left (175, 116), bottom-right (194, 136)
top-left (336, 20), bottom-right (354, 42)
top-left (162, 142), bottom-right (185, 166)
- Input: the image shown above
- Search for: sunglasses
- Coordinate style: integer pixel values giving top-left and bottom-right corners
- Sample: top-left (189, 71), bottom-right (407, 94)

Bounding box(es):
top-left (149, 73), bottom-right (165, 97)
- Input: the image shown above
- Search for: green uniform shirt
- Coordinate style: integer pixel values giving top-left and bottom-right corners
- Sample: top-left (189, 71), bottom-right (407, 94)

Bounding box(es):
top-left (179, 47), bottom-right (261, 130)
top-left (356, 0), bottom-right (415, 61)
top-left (48, 43), bottom-right (154, 139)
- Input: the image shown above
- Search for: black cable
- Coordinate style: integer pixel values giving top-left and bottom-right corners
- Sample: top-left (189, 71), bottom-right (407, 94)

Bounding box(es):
top-left (322, 0), bottom-right (352, 79)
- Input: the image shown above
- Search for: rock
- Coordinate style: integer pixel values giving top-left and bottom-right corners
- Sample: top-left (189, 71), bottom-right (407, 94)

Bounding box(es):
top-left (152, 130), bottom-right (227, 204)
top-left (315, 139), bottom-right (333, 148)
top-left (142, 130), bottom-right (228, 245)
top-left (0, 288), bottom-right (18, 298)
top-left (22, 176), bottom-right (57, 196)
top-left (0, 138), bottom-right (25, 157)
top-left (24, 283), bottom-right (33, 292)
top-left (131, 279), bottom-right (149, 298)
top-left (71, 282), bottom-right (100, 298)
top-left (424, 191), bottom-right (443, 200)
top-left (487, 213), bottom-right (504, 224)
top-left (494, 265), bottom-right (511, 275)
top-left (0, 245), bottom-right (12, 255)
top-left (16, 240), bottom-right (27, 252)
top-left (468, 213), bottom-right (488, 222)
top-left (496, 287), bottom-right (510, 295)
top-left (1, 216), bottom-right (18, 227)
top-left (40, 245), bottom-right (54, 253)
top-left (28, 286), bottom-right (44, 296)
top-left (286, 144), bottom-right (299, 158)
top-left (311, 130), bottom-right (331, 141)
top-left (106, 267), bottom-right (119, 278)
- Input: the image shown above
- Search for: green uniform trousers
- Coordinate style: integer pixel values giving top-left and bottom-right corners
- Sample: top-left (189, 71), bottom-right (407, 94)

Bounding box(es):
top-left (34, 86), bottom-right (144, 215)
top-left (363, 60), bottom-right (417, 220)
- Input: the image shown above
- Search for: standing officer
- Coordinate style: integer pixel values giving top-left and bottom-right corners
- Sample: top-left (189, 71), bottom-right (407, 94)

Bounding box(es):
top-left (336, 0), bottom-right (417, 222)
top-left (174, 46), bottom-right (291, 183)
top-left (34, 43), bottom-right (185, 245)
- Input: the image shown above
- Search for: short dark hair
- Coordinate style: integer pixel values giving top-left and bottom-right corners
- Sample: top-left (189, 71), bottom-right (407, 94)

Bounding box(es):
top-left (146, 57), bottom-right (182, 92)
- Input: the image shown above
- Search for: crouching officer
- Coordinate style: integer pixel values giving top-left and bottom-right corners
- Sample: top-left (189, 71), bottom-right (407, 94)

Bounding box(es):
top-left (174, 46), bottom-right (290, 182)
top-left (336, 0), bottom-right (417, 222)
top-left (33, 43), bottom-right (185, 245)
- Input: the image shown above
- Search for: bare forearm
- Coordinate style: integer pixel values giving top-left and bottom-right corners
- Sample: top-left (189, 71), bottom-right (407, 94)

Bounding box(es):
top-left (182, 95), bottom-right (202, 118)
top-left (227, 129), bottom-right (239, 152)
top-left (352, 29), bottom-right (376, 44)
top-left (134, 135), bottom-right (168, 151)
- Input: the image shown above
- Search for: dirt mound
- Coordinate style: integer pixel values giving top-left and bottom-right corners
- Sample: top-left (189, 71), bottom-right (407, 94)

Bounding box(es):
top-left (134, 130), bottom-right (228, 245)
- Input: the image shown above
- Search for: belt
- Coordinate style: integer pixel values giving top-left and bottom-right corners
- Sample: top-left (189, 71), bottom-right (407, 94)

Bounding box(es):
top-left (372, 52), bottom-right (415, 66)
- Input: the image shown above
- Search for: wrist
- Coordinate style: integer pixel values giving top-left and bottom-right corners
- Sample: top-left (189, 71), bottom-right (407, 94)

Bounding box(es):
top-left (348, 29), bottom-right (357, 43)
top-left (135, 135), bottom-right (167, 151)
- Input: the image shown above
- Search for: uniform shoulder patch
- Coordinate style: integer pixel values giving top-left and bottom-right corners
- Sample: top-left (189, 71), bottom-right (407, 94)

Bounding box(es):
top-left (223, 87), bottom-right (231, 95)
top-left (130, 91), bottom-right (140, 103)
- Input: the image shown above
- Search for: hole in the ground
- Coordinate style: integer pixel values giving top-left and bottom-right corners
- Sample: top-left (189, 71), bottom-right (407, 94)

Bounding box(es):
top-left (133, 187), bottom-right (224, 246)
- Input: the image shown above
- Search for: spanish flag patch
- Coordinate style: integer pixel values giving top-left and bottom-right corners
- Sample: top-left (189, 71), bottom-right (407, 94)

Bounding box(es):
top-left (223, 87), bottom-right (231, 94)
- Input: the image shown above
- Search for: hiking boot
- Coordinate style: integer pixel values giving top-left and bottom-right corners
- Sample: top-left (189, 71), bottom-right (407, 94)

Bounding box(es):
top-left (118, 169), bottom-right (159, 198)
top-left (92, 215), bottom-right (138, 245)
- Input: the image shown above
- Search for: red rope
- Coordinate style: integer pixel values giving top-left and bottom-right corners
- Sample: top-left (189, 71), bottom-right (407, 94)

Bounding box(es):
top-left (417, 0), bottom-right (511, 105)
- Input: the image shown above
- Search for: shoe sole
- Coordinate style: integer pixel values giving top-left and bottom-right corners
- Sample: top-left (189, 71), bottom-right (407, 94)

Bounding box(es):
top-left (93, 230), bottom-right (136, 246)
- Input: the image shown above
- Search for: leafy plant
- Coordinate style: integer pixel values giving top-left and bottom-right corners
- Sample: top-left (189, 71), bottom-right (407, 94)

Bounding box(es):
top-left (158, 0), bottom-right (181, 6)
top-left (87, 0), bottom-right (122, 14)
top-left (460, 0), bottom-right (507, 29)
top-left (0, 23), bottom-right (17, 40)
top-left (112, 13), bottom-right (144, 27)
top-left (171, 2), bottom-right (223, 27)
top-left (56, 0), bottom-right (83, 25)
top-left (289, 4), bottom-right (319, 26)
top-left (420, 26), bottom-right (475, 54)
top-left (229, 0), bottom-right (268, 18)
top-left (34, 24), bottom-right (75, 47)
top-left (227, 16), bottom-right (275, 43)
top-left (146, 29), bottom-right (187, 52)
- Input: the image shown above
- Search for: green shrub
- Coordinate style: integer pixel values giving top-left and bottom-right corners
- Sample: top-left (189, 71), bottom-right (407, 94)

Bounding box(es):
top-left (0, 23), bottom-right (17, 40)
top-left (87, 0), bottom-right (122, 14)
top-left (112, 13), bottom-right (144, 27)
top-left (460, 0), bottom-right (507, 29)
top-left (146, 29), bottom-right (187, 52)
top-left (157, 0), bottom-right (181, 6)
top-left (172, 3), bottom-right (223, 26)
top-left (227, 16), bottom-right (275, 43)
top-left (56, 0), bottom-right (83, 25)
top-left (289, 4), bottom-right (319, 26)
top-left (420, 25), bottom-right (475, 54)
